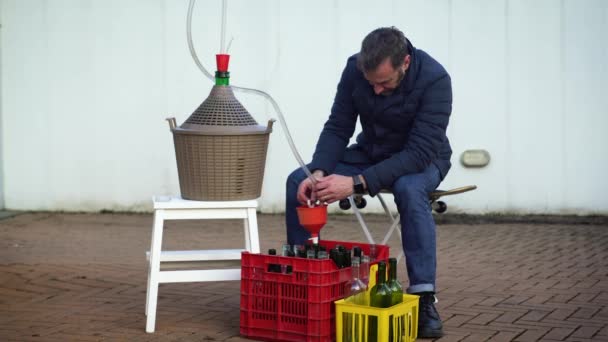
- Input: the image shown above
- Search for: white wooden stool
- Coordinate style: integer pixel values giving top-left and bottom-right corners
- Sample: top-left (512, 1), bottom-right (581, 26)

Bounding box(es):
top-left (145, 195), bottom-right (260, 333)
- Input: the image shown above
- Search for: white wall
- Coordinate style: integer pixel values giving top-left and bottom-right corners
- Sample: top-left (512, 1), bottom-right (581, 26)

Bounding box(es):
top-left (1, 0), bottom-right (607, 214)
top-left (0, 2), bottom-right (3, 210)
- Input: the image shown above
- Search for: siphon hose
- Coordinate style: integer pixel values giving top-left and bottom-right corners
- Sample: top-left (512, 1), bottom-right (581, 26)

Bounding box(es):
top-left (186, 0), bottom-right (317, 186)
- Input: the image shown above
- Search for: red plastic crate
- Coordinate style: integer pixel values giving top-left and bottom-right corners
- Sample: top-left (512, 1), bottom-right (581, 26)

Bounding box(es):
top-left (240, 240), bottom-right (389, 342)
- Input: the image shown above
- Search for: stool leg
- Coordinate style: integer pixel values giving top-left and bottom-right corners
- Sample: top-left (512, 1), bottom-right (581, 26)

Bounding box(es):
top-left (375, 194), bottom-right (407, 264)
top-left (381, 214), bottom-right (401, 245)
top-left (245, 207), bottom-right (260, 253)
top-left (145, 213), bottom-right (158, 315)
top-left (146, 210), bottom-right (165, 333)
top-left (145, 266), bottom-right (150, 315)
top-left (350, 196), bottom-right (375, 244)
top-left (378, 193), bottom-right (397, 221)
top-left (391, 214), bottom-right (406, 264)
top-left (243, 217), bottom-right (251, 252)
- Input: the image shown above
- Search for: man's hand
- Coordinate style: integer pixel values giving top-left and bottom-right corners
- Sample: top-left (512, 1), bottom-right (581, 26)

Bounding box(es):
top-left (297, 170), bottom-right (325, 205)
top-left (314, 174), bottom-right (354, 204)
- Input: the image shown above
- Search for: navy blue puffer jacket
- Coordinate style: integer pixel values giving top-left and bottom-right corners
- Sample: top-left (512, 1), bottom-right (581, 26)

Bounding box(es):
top-left (308, 40), bottom-right (452, 196)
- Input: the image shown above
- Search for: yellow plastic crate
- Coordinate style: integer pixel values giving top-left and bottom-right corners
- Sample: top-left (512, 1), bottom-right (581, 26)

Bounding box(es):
top-left (335, 264), bottom-right (419, 342)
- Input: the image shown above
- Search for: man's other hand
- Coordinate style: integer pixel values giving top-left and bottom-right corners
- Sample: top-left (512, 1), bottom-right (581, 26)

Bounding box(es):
top-left (297, 170), bottom-right (325, 205)
top-left (314, 174), bottom-right (354, 204)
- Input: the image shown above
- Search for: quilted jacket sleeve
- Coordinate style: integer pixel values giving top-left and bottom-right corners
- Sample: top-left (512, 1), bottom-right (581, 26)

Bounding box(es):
top-left (308, 58), bottom-right (359, 175)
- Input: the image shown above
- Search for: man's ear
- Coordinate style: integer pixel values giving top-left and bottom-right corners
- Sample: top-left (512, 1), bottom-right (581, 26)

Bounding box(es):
top-left (403, 55), bottom-right (411, 71)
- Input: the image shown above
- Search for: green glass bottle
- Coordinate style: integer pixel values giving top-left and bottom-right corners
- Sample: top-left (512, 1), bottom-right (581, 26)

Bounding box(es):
top-left (388, 258), bottom-right (403, 305)
top-left (370, 261), bottom-right (392, 307)
top-left (388, 258), bottom-right (403, 341)
top-left (368, 261), bottom-right (392, 342)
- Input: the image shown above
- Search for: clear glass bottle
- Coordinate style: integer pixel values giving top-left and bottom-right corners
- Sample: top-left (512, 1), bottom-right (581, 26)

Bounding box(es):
top-left (317, 250), bottom-right (329, 260)
top-left (346, 257), bottom-right (367, 305)
top-left (306, 249), bottom-right (316, 259)
top-left (360, 255), bottom-right (370, 287)
top-left (343, 257), bottom-right (366, 342)
top-left (281, 244), bottom-right (292, 257)
top-left (293, 244), bottom-right (306, 258)
top-left (368, 244), bottom-right (377, 261)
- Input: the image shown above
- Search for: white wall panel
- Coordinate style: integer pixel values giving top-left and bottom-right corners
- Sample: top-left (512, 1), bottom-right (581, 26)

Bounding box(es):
top-left (444, 0), bottom-right (508, 214)
top-left (3, 0), bottom-right (54, 209)
top-left (1, 0), bottom-right (607, 213)
top-left (395, 0), bottom-right (451, 69)
top-left (562, 0), bottom-right (608, 213)
top-left (0, 0), bottom-right (4, 209)
top-left (506, 0), bottom-right (564, 213)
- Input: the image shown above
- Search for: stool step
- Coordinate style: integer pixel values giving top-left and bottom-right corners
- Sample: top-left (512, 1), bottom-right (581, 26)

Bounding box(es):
top-left (146, 249), bottom-right (245, 262)
top-left (158, 269), bottom-right (242, 283)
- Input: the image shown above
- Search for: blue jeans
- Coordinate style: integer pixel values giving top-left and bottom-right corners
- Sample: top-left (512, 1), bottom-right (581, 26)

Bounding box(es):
top-left (285, 162), bottom-right (442, 294)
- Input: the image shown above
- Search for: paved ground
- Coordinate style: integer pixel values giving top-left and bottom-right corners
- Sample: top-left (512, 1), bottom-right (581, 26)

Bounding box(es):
top-left (0, 211), bottom-right (607, 341)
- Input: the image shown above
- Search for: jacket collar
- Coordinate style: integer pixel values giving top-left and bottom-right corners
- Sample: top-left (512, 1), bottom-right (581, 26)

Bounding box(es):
top-left (399, 38), bottom-right (418, 94)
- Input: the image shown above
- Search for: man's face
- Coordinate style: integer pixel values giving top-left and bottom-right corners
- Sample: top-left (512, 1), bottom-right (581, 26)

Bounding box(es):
top-left (363, 55), bottom-right (410, 96)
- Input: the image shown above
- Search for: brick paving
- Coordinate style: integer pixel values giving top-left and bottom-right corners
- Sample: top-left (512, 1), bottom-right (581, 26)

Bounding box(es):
top-left (0, 212), bottom-right (607, 341)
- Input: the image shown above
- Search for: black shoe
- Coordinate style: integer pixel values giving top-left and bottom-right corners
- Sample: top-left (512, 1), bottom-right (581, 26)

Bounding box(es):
top-left (417, 292), bottom-right (444, 338)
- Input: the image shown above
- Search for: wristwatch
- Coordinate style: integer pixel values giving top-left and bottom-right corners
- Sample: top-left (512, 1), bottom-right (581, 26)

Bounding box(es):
top-left (352, 175), bottom-right (365, 195)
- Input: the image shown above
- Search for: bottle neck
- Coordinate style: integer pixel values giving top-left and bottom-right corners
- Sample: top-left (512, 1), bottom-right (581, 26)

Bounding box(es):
top-left (215, 77), bottom-right (229, 86)
top-left (352, 259), bottom-right (361, 280)
top-left (389, 261), bottom-right (397, 281)
top-left (377, 265), bottom-right (387, 284)
top-left (215, 71), bottom-right (230, 86)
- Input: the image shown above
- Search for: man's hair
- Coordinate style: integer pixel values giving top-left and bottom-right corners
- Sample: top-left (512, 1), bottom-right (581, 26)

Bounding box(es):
top-left (357, 26), bottom-right (409, 72)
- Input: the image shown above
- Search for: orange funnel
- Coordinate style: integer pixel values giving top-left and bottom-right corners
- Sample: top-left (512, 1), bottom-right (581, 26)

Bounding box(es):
top-left (296, 205), bottom-right (327, 244)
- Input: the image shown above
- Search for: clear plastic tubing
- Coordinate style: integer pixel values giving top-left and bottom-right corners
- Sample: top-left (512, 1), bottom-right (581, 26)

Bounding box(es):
top-left (187, 0), bottom-right (317, 188)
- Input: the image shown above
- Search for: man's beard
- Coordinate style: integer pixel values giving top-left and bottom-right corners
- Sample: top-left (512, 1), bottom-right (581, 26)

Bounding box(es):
top-left (380, 69), bottom-right (406, 96)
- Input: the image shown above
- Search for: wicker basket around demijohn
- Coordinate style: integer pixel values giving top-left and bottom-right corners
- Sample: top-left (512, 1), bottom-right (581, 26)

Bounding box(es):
top-left (167, 54), bottom-right (274, 201)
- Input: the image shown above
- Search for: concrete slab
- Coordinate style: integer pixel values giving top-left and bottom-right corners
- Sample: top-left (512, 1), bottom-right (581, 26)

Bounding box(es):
top-left (0, 212), bottom-right (606, 341)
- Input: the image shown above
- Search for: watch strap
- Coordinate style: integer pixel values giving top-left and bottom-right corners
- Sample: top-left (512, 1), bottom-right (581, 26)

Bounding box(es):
top-left (352, 175), bottom-right (365, 194)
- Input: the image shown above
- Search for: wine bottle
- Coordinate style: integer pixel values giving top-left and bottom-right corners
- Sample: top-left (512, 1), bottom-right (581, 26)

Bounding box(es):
top-left (370, 261), bottom-right (392, 307)
top-left (388, 258), bottom-right (403, 305)
top-left (388, 258), bottom-right (403, 341)
top-left (268, 249), bottom-right (280, 273)
top-left (369, 261), bottom-right (392, 342)
top-left (334, 245), bottom-right (350, 267)
top-left (329, 248), bottom-right (340, 267)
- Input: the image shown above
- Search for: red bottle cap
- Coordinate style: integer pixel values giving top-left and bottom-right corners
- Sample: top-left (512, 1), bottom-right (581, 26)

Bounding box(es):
top-left (216, 54), bottom-right (230, 72)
